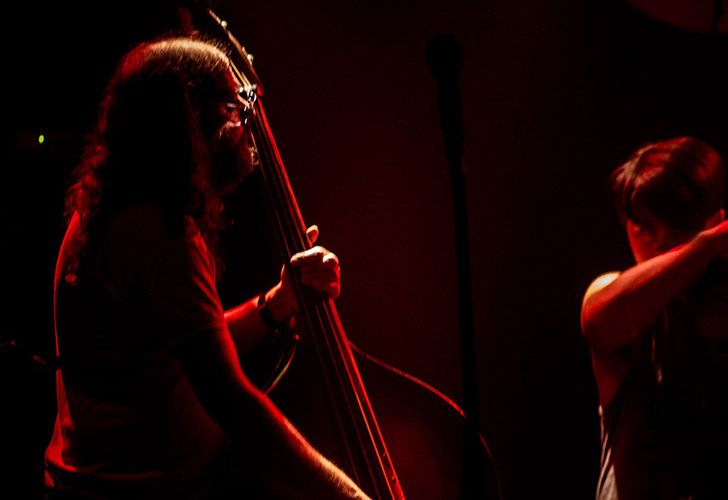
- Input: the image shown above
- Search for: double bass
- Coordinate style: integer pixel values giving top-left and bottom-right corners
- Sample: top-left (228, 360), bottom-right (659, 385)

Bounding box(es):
top-left (179, 4), bottom-right (500, 498)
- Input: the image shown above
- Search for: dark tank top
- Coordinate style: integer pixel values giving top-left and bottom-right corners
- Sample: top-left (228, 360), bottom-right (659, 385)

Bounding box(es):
top-left (597, 262), bottom-right (728, 500)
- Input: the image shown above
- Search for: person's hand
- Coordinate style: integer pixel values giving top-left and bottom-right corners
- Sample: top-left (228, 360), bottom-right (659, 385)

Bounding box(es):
top-left (289, 225), bottom-right (341, 299)
top-left (698, 217), bottom-right (728, 259)
top-left (266, 225), bottom-right (341, 323)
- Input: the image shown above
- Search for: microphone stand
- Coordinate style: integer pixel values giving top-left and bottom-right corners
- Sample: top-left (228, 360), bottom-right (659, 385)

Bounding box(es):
top-left (426, 34), bottom-right (486, 499)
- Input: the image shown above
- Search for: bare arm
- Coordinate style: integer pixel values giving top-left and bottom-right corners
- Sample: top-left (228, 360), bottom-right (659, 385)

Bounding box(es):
top-left (148, 220), bottom-right (357, 496)
top-left (175, 327), bottom-right (368, 499)
top-left (224, 282), bottom-right (290, 355)
top-left (582, 221), bottom-right (728, 406)
top-left (581, 220), bottom-right (728, 355)
top-left (225, 225), bottom-right (341, 357)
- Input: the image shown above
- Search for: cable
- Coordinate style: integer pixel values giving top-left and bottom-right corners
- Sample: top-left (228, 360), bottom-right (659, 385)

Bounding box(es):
top-left (348, 340), bottom-right (504, 500)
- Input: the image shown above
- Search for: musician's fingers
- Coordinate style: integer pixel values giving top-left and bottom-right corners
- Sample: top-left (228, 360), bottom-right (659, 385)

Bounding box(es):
top-left (300, 264), bottom-right (338, 276)
top-left (300, 277), bottom-right (341, 299)
top-left (291, 246), bottom-right (332, 266)
top-left (306, 225), bottom-right (319, 245)
top-left (299, 257), bottom-right (339, 281)
top-left (322, 251), bottom-right (338, 267)
top-left (298, 259), bottom-right (339, 274)
top-left (300, 273), bottom-right (340, 292)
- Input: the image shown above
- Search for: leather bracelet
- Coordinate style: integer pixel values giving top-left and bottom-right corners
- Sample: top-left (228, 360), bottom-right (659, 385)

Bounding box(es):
top-left (257, 292), bottom-right (285, 330)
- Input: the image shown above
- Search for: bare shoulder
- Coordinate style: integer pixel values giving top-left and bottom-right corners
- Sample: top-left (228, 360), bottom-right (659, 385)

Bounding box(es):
top-left (582, 271), bottom-right (630, 406)
top-left (581, 271), bottom-right (622, 342)
top-left (582, 271), bottom-right (621, 304)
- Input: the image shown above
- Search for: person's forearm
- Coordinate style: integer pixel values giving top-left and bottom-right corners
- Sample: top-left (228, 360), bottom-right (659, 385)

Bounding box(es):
top-left (220, 381), bottom-right (368, 499)
top-left (224, 296), bottom-right (267, 356)
top-left (224, 283), bottom-right (294, 356)
top-left (582, 232), bottom-right (715, 351)
top-left (178, 326), bottom-right (365, 499)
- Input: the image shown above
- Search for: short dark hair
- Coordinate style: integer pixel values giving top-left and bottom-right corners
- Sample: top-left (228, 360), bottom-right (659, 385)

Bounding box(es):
top-left (610, 136), bottom-right (725, 232)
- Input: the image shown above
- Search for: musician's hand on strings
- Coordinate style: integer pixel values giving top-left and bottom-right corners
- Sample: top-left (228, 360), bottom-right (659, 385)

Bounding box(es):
top-left (267, 225), bottom-right (341, 323)
top-left (292, 225), bottom-right (341, 299)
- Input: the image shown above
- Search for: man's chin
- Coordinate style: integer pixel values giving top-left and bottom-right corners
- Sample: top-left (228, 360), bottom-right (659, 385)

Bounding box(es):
top-left (213, 152), bottom-right (255, 196)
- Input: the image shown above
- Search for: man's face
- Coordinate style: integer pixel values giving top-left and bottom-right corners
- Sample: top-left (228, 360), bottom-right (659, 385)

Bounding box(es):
top-left (625, 207), bottom-right (695, 263)
top-left (209, 69), bottom-right (256, 196)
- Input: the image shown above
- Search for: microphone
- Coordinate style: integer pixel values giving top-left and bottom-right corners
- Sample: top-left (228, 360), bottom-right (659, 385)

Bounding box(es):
top-left (425, 34), bottom-right (464, 86)
top-left (425, 34), bottom-right (465, 173)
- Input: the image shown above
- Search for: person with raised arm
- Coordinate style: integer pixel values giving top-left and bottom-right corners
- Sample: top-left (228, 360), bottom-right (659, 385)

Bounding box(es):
top-left (582, 136), bottom-right (728, 500)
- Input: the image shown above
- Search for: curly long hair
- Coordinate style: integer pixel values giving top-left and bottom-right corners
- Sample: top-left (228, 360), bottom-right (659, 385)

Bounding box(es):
top-left (65, 37), bottom-right (235, 273)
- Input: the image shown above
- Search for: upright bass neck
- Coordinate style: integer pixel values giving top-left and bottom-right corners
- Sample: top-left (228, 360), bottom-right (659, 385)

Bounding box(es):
top-left (180, 4), bottom-right (406, 498)
top-left (246, 50), bottom-right (407, 500)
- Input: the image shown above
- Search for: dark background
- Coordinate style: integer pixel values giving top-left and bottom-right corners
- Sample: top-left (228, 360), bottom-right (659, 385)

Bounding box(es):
top-left (3, 1), bottom-right (728, 498)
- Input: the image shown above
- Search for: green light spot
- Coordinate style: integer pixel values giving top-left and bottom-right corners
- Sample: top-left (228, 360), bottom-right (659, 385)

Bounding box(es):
top-left (38, 134), bottom-right (45, 145)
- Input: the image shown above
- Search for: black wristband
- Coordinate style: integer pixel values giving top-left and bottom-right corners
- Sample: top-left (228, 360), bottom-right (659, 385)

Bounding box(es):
top-left (257, 292), bottom-right (284, 330)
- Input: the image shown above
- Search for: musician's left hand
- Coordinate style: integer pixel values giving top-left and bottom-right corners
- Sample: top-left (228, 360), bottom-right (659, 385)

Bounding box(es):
top-left (266, 225), bottom-right (341, 323)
